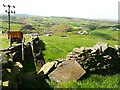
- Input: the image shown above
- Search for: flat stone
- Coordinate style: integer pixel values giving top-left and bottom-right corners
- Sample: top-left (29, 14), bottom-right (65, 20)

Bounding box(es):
top-left (114, 45), bottom-right (120, 50)
top-left (6, 68), bottom-right (11, 73)
top-left (103, 55), bottom-right (110, 59)
top-left (91, 49), bottom-right (97, 54)
top-left (48, 60), bottom-right (86, 83)
top-left (14, 62), bottom-right (23, 68)
top-left (79, 47), bottom-right (86, 53)
top-left (37, 61), bottom-right (56, 75)
top-left (2, 81), bottom-right (9, 87)
top-left (93, 42), bottom-right (109, 52)
top-left (73, 48), bottom-right (81, 54)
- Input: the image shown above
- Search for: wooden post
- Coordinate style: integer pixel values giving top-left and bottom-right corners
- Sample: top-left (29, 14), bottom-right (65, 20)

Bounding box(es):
top-left (22, 38), bottom-right (25, 61)
top-left (9, 35), bottom-right (12, 47)
top-left (22, 42), bottom-right (24, 61)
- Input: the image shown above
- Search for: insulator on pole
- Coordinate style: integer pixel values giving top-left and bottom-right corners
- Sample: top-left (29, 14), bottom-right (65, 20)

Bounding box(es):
top-left (11, 10), bottom-right (13, 13)
top-left (3, 4), bottom-right (5, 7)
top-left (5, 10), bottom-right (7, 12)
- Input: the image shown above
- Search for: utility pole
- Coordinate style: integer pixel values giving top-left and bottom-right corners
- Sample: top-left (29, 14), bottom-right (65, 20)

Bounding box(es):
top-left (3, 4), bottom-right (15, 32)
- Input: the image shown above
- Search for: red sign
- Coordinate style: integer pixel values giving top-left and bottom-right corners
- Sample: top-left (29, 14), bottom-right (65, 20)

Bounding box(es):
top-left (8, 31), bottom-right (23, 39)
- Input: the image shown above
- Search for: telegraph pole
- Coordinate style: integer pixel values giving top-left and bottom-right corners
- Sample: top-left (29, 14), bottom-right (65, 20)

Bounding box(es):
top-left (3, 4), bottom-right (15, 32)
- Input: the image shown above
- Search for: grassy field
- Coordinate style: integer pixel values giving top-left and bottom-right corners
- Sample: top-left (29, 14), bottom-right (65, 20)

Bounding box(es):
top-left (1, 27), bottom-right (120, 88)
top-left (40, 29), bottom-right (118, 62)
top-left (47, 74), bottom-right (120, 88)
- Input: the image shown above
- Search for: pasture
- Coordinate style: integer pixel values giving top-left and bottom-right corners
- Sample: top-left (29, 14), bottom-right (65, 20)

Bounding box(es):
top-left (1, 15), bottom-right (120, 88)
top-left (1, 28), bottom-right (120, 88)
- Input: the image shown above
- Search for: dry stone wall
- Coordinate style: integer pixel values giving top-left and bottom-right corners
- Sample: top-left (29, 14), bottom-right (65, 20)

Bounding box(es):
top-left (31, 37), bottom-right (45, 71)
top-left (65, 42), bottom-right (120, 75)
top-left (1, 37), bottom-right (45, 89)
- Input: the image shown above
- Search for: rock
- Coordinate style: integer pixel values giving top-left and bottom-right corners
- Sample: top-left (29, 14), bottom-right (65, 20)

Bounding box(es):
top-left (11, 66), bottom-right (20, 77)
top-left (37, 61), bottom-right (57, 76)
top-left (79, 47), bottom-right (87, 53)
top-left (2, 81), bottom-right (9, 87)
top-left (91, 49), bottom-right (97, 54)
top-left (73, 48), bottom-right (81, 54)
top-left (7, 66), bottom-right (22, 89)
top-left (6, 68), bottom-right (12, 73)
top-left (90, 68), bottom-right (95, 72)
top-left (93, 42), bottom-right (109, 52)
top-left (55, 58), bottom-right (65, 62)
top-left (0, 80), bottom-right (2, 86)
top-left (114, 45), bottom-right (120, 51)
top-left (31, 37), bottom-right (45, 72)
top-left (103, 55), bottom-right (110, 59)
top-left (14, 62), bottom-right (23, 68)
top-left (34, 51), bottom-right (45, 71)
top-left (56, 42), bottom-right (120, 75)
top-left (2, 69), bottom-right (11, 81)
top-left (115, 45), bottom-right (120, 56)
top-left (48, 60), bottom-right (86, 83)
top-left (32, 37), bottom-right (41, 53)
top-left (35, 60), bottom-right (44, 72)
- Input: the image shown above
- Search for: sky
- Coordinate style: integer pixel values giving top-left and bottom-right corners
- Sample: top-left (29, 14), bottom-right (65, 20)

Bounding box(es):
top-left (0, 0), bottom-right (119, 20)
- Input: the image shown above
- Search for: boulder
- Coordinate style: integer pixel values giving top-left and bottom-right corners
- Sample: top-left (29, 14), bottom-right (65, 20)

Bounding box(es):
top-left (48, 60), bottom-right (86, 83)
top-left (36, 61), bottom-right (57, 79)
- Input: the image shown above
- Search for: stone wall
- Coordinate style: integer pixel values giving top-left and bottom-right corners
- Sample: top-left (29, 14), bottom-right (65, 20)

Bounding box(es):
top-left (65, 42), bottom-right (120, 75)
top-left (1, 37), bottom-right (45, 89)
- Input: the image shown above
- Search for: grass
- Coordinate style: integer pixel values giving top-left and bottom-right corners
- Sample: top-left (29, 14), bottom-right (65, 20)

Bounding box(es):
top-left (40, 32), bottom-right (118, 62)
top-left (47, 74), bottom-right (120, 88)
top-left (1, 37), bottom-right (9, 49)
top-left (91, 29), bottom-right (119, 40)
top-left (1, 15), bottom-right (119, 88)
top-left (1, 22), bottom-right (22, 32)
top-left (0, 34), bottom-right (31, 49)
top-left (1, 29), bottom-right (120, 88)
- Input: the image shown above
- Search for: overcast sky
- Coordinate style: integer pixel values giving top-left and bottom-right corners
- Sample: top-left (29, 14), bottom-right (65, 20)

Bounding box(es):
top-left (0, 0), bottom-right (119, 20)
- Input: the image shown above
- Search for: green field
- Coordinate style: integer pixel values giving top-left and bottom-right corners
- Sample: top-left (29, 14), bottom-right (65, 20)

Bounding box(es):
top-left (39, 28), bottom-right (119, 62)
top-left (1, 15), bottom-right (120, 88)
top-left (1, 29), bottom-right (120, 88)
top-left (47, 74), bottom-right (120, 88)
top-left (1, 29), bottom-right (119, 61)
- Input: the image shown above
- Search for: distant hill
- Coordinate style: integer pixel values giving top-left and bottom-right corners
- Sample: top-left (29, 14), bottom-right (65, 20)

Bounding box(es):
top-left (15, 14), bottom-right (31, 17)
top-left (0, 13), bottom-right (117, 22)
top-left (46, 24), bottom-right (70, 35)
